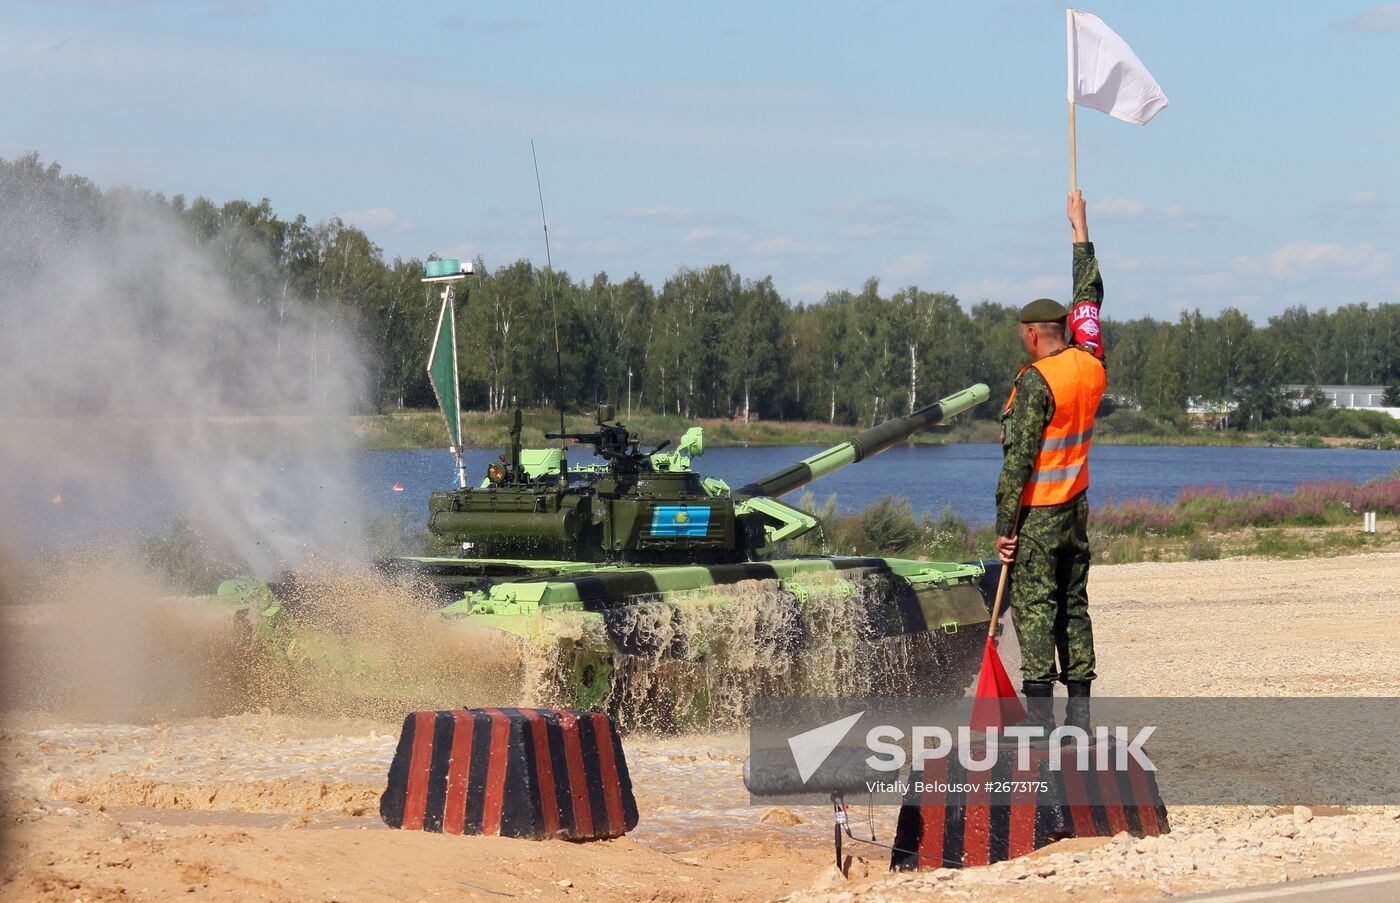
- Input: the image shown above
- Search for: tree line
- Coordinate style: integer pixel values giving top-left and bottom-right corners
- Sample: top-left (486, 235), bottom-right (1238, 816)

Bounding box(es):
top-left (5, 153), bottom-right (1398, 428)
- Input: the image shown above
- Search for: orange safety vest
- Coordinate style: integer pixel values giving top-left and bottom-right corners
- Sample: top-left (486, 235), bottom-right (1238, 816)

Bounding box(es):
top-left (1003, 347), bottom-right (1106, 507)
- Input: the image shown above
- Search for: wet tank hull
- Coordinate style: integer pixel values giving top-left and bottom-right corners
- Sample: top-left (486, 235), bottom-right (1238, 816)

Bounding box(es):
top-left (382, 554), bottom-right (1003, 730)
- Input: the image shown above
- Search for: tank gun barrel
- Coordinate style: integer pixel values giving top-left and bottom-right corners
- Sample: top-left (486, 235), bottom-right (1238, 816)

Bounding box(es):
top-left (735, 383), bottom-right (989, 498)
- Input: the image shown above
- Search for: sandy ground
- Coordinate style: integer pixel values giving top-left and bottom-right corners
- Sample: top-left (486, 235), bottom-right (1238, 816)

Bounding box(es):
top-left (3, 552), bottom-right (1400, 902)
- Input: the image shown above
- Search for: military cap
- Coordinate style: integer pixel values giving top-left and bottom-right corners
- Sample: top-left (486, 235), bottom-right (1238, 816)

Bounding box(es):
top-left (1020, 298), bottom-right (1070, 323)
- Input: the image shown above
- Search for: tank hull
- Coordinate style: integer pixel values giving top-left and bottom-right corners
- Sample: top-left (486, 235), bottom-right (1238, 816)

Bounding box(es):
top-left (389, 554), bottom-right (1001, 728)
top-left (211, 555), bottom-right (1004, 730)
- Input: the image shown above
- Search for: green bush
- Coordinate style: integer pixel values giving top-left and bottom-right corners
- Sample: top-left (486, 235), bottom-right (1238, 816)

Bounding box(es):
top-left (859, 495), bottom-right (920, 553)
top-left (1285, 415), bottom-right (1324, 436)
top-left (1250, 530), bottom-right (1298, 558)
top-left (1262, 407), bottom-right (1400, 440)
top-left (1337, 408), bottom-right (1400, 437)
top-left (1094, 533), bottom-right (1145, 564)
top-left (786, 492), bottom-right (839, 554)
top-left (1187, 537), bottom-right (1222, 560)
top-left (1097, 410), bottom-right (1178, 438)
top-left (921, 505), bottom-right (973, 560)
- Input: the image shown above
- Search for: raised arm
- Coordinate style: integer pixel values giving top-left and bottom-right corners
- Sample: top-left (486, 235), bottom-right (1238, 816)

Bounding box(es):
top-left (1067, 190), bottom-right (1105, 358)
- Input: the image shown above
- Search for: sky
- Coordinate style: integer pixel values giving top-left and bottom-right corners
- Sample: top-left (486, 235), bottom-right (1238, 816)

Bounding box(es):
top-left (2, 0), bottom-right (1398, 320)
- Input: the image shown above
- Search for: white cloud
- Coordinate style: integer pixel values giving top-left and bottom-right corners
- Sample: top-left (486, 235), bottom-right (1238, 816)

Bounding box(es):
top-left (1182, 240), bottom-right (1396, 312)
top-left (336, 207), bottom-right (415, 234)
top-left (881, 252), bottom-right (932, 282)
top-left (682, 227), bottom-right (715, 243)
top-left (1317, 191), bottom-right (1394, 234)
top-left (1261, 241), bottom-right (1393, 279)
top-left (1087, 197), bottom-right (1223, 232)
top-left (1337, 4), bottom-right (1400, 32)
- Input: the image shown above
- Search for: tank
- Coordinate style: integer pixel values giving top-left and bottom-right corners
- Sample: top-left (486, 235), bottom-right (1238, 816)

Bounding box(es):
top-left (363, 384), bottom-right (1002, 726)
top-left (214, 385), bottom-right (1001, 727)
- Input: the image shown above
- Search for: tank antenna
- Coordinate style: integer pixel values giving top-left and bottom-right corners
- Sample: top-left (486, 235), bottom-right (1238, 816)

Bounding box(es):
top-left (532, 139), bottom-right (569, 481)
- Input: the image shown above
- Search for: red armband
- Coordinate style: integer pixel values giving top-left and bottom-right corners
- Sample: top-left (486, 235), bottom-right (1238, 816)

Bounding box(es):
top-left (1069, 301), bottom-right (1103, 358)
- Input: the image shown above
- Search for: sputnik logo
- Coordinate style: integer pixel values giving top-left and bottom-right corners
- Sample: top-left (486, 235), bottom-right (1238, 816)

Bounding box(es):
top-left (787, 711), bottom-right (864, 784)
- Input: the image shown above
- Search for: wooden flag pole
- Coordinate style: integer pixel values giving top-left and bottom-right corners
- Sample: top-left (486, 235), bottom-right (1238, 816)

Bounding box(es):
top-left (987, 553), bottom-right (1012, 639)
top-left (1069, 100), bottom-right (1078, 193)
top-left (986, 500), bottom-right (1025, 639)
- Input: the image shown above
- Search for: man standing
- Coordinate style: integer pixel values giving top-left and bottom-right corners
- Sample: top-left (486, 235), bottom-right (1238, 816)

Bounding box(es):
top-left (995, 189), bottom-right (1106, 733)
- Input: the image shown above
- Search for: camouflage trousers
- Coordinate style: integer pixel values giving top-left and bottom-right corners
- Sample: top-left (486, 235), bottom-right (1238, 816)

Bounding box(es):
top-left (1008, 492), bottom-right (1096, 684)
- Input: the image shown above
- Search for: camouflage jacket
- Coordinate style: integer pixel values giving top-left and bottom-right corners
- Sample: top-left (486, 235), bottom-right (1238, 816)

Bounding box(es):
top-left (995, 242), bottom-right (1103, 537)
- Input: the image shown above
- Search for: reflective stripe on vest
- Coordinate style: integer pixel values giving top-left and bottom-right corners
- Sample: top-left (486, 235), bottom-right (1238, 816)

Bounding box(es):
top-left (1004, 347), bottom-right (1106, 508)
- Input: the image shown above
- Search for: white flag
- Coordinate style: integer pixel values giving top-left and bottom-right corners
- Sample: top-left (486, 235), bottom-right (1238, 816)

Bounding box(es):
top-left (1067, 8), bottom-right (1168, 125)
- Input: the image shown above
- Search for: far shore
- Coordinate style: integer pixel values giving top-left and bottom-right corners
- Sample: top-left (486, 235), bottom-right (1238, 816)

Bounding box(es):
top-left (3, 408), bottom-right (1397, 454)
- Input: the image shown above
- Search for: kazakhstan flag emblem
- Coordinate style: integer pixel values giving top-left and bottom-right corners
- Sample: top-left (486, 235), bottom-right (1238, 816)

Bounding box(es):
top-left (650, 505), bottom-right (710, 537)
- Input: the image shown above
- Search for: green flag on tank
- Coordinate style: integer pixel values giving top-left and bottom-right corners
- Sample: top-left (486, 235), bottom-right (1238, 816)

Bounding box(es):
top-left (427, 293), bottom-right (461, 453)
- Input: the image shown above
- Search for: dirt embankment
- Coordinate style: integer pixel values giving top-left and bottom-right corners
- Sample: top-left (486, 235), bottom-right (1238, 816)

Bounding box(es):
top-left (4, 553), bottom-right (1400, 902)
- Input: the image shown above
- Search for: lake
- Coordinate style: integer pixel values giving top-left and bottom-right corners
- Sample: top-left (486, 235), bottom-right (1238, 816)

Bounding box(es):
top-left (361, 442), bottom-right (1400, 525)
top-left (10, 442), bottom-right (1396, 555)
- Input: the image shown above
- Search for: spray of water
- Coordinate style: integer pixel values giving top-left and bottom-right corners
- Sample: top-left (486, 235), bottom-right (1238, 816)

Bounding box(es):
top-left (0, 161), bottom-right (528, 725)
top-left (593, 572), bottom-right (983, 733)
top-left (0, 161), bottom-right (366, 576)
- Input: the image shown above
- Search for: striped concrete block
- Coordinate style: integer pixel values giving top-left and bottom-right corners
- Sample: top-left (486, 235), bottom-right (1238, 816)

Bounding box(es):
top-left (890, 743), bottom-right (1168, 870)
top-left (379, 707), bottom-right (638, 840)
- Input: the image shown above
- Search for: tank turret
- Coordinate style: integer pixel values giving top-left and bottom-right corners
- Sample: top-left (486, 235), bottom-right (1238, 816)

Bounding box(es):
top-left (426, 384), bottom-right (989, 563)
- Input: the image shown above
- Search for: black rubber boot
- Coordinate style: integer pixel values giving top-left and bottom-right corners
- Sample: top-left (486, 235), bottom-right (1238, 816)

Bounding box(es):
top-left (1022, 680), bottom-right (1056, 740)
top-left (1065, 680), bottom-right (1092, 734)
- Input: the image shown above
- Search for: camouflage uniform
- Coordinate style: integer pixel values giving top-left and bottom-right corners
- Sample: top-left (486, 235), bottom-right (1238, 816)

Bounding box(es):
top-left (996, 241), bottom-right (1104, 685)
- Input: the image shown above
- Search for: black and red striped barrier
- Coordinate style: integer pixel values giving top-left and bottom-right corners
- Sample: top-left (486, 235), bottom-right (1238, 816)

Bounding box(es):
top-left (1058, 743), bottom-right (1168, 840)
top-left (379, 707), bottom-right (638, 840)
top-left (890, 743), bottom-right (1168, 870)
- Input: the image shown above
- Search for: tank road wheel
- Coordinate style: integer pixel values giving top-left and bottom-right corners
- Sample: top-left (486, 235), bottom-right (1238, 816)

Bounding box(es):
top-left (538, 639), bottom-right (616, 712)
top-left (572, 652), bottom-right (614, 711)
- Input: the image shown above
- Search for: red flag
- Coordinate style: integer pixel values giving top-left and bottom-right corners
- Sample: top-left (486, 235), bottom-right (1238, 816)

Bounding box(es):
top-left (970, 636), bottom-right (1025, 733)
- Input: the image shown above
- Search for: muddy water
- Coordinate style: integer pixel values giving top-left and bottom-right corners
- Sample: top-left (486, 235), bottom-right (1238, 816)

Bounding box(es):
top-left (0, 557), bottom-right (547, 720)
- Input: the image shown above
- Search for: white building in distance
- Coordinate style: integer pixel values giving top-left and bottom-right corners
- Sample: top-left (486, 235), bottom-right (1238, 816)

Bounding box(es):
top-left (1282, 385), bottom-right (1400, 418)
